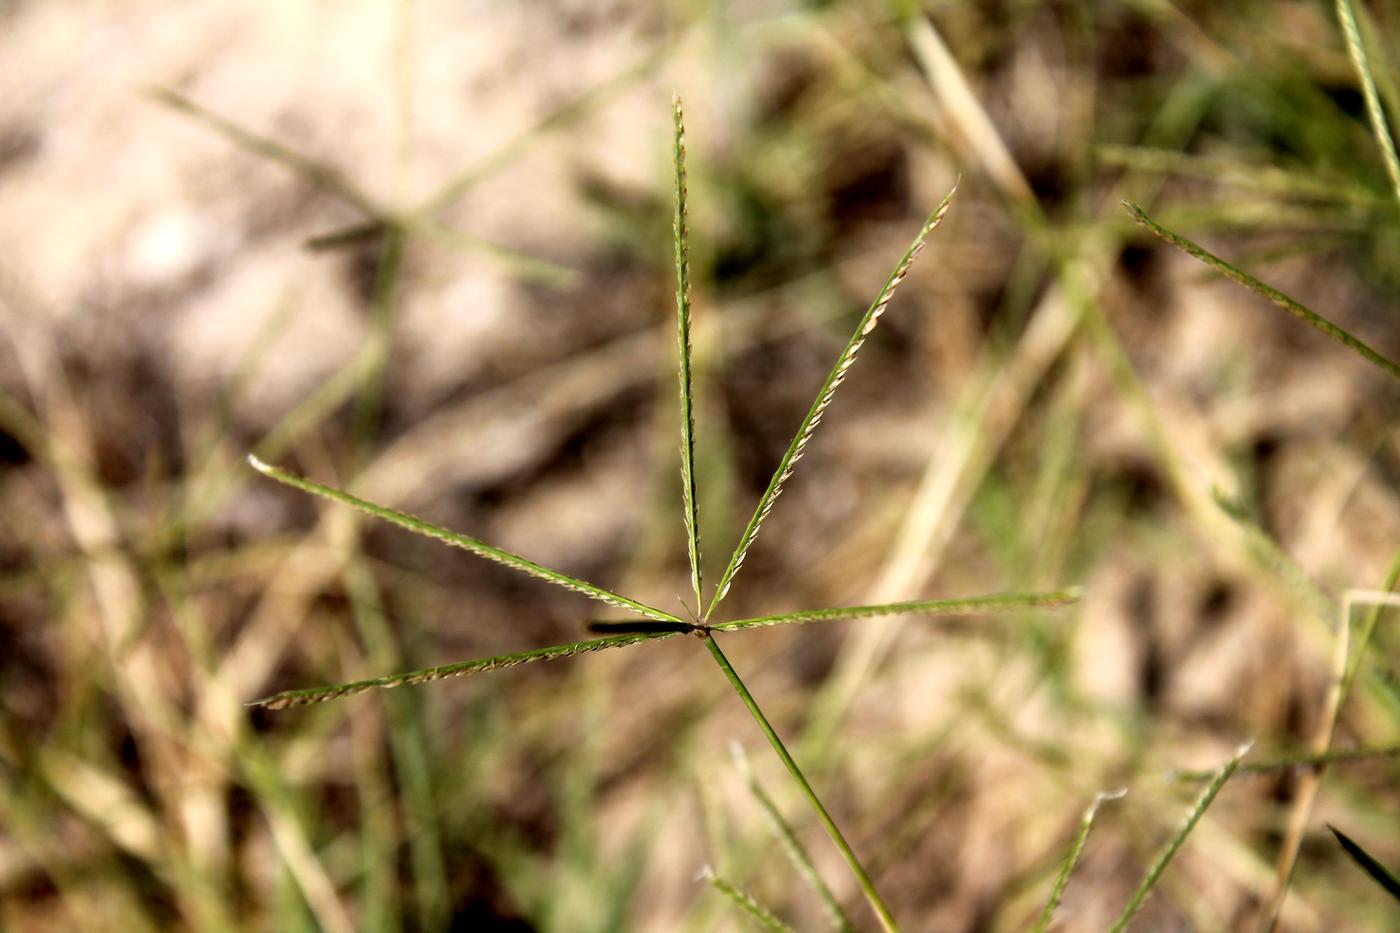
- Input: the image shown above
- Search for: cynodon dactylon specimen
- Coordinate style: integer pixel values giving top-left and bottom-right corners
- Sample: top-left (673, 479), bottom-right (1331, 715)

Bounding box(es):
top-left (248, 95), bottom-right (1081, 932)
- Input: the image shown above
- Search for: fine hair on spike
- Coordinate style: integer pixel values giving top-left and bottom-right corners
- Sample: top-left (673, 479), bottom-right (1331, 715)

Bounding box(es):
top-left (705, 180), bottom-right (959, 620)
top-left (672, 92), bottom-right (703, 612)
top-left (248, 457), bottom-right (684, 624)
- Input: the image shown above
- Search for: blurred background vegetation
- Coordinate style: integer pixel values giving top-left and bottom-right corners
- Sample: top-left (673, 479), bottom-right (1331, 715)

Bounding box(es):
top-left (1, 0), bottom-right (1399, 929)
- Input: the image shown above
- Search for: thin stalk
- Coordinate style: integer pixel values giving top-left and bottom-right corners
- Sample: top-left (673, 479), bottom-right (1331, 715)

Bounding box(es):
top-left (703, 634), bottom-right (899, 933)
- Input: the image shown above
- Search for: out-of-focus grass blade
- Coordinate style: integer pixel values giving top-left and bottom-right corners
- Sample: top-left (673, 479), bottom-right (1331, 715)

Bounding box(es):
top-left (1328, 824), bottom-right (1400, 903)
top-left (1335, 0), bottom-right (1400, 207)
top-left (672, 93), bottom-right (703, 611)
top-left (732, 743), bottom-right (855, 932)
top-left (704, 183), bottom-right (959, 619)
top-left (1034, 790), bottom-right (1126, 933)
top-left (250, 631), bottom-right (681, 710)
top-left (1123, 202), bottom-right (1400, 380)
top-left (147, 87), bottom-right (383, 217)
top-left (247, 455), bottom-right (683, 624)
top-left (1097, 145), bottom-right (1385, 207)
top-left (1171, 743), bottom-right (1400, 781)
top-left (1109, 742), bottom-right (1251, 932)
top-left (699, 866), bottom-right (797, 933)
top-left (711, 588), bottom-right (1081, 632)
top-left (419, 44), bottom-right (668, 217)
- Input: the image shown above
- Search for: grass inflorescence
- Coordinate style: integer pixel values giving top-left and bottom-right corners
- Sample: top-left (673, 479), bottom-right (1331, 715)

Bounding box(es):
top-left (243, 98), bottom-right (1078, 932)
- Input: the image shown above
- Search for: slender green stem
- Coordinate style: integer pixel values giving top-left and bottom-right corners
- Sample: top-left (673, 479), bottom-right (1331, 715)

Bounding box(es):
top-left (703, 635), bottom-right (899, 933)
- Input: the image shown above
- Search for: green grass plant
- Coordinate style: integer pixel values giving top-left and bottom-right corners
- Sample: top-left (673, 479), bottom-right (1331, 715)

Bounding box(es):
top-left (246, 95), bottom-right (1080, 931)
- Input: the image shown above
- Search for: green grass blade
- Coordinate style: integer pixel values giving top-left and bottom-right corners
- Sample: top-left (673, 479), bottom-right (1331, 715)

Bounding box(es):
top-left (704, 635), bottom-right (900, 933)
top-left (1109, 742), bottom-right (1251, 932)
top-left (1335, 0), bottom-right (1400, 207)
top-left (705, 184), bottom-right (958, 620)
top-left (700, 867), bottom-right (797, 933)
top-left (250, 631), bottom-right (681, 710)
top-left (1327, 824), bottom-right (1400, 903)
top-left (673, 93), bottom-right (703, 611)
top-left (1034, 790), bottom-right (1126, 933)
top-left (146, 87), bottom-right (383, 218)
top-left (1123, 202), bottom-right (1400, 380)
top-left (247, 455), bottom-right (683, 623)
top-left (711, 588), bottom-right (1081, 632)
top-left (731, 743), bottom-right (855, 932)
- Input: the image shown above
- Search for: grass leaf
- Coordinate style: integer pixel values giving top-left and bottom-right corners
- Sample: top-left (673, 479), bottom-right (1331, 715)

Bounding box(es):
top-left (673, 93), bottom-right (703, 611)
top-left (247, 455), bottom-right (683, 623)
top-left (700, 867), bottom-right (797, 933)
top-left (1335, 0), bottom-right (1400, 208)
top-left (250, 631), bottom-right (681, 710)
top-left (1035, 790), bottom-right (1126, 933)
top-left (1110, 742), bottom-right (1251, 932)
top-left (1328, 824), bottom-right (1400, 903)
top-left (705, 183), bottom-right (959, 619)
top-left (711, 588), bottom-right (1081, 632)
top-left (1123, 201), bottom-right (1400, 380)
